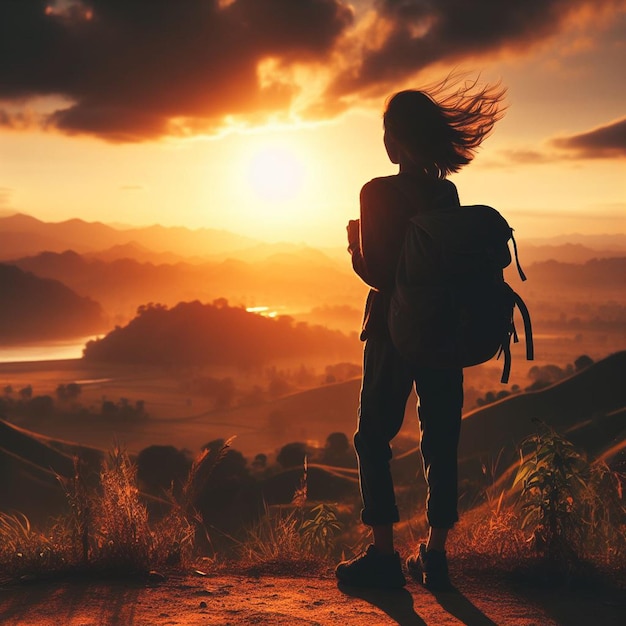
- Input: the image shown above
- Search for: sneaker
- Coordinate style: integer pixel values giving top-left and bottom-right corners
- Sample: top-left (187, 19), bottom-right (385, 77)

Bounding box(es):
top-left (336, 544), bottom-right (406, 589)
top-left (406, 543), bottom-right (451, 591)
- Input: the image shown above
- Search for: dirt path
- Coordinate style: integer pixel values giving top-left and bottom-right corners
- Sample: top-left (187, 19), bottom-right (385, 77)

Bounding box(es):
top-left (0, 570), bottom-right (624, 626)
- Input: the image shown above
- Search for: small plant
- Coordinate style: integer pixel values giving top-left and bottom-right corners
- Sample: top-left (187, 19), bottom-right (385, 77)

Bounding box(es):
top-left (514, 423), bottom-right (590, 563)
top-left (239, 458), bottom-right (343, 572)
top-left (299, 503), bottom-right (342, 555)
top-left (513, 421), bottom-right (626, 569)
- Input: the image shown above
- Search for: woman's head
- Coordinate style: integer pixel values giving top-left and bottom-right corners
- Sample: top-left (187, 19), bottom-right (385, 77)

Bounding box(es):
top-left (383, 76), bottom-right (507, 178)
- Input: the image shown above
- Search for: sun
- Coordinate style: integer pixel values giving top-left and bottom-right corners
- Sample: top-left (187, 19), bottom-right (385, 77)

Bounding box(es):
top-left (245, 145), bottom-right (305, 203)
top-left (225, 136), bottom-right (318, 239)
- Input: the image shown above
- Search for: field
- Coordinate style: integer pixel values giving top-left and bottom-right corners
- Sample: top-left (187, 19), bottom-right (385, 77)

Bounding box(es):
top-left (1, 321), bottom-right (618, 462)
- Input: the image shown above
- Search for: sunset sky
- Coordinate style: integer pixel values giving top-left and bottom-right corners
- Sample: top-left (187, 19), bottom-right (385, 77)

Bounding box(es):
top-left (1, 0), bottom-right (625, 247)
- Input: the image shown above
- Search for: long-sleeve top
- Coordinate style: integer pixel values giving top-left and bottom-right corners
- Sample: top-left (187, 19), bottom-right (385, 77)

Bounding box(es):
top-left (349, 173), bottom-right (460, 340)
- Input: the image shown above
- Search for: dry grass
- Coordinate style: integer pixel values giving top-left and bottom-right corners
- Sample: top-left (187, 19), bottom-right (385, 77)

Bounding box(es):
top-left (236, 462), bottom-right (344, 576)
top-left (1, 431), bottom-right (623, 587)
top-left (0, 448), bottom-right (195, 583)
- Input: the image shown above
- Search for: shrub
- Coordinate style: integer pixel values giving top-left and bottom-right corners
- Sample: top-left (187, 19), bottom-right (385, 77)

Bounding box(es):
top-left (514, 422), bottom-right (626, 569)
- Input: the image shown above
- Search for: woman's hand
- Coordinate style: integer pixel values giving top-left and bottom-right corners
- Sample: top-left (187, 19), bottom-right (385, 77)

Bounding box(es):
top-left (347, 219), bottom-right (360, 251)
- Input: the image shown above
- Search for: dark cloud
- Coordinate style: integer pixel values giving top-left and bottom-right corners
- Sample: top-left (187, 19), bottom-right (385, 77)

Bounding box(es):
top-left (327, 0), bottom-right (623, 98)
top-left (0, 0), bottom-right (623, 141)
top-left (0, 0), bottom-right (353, 141)
top-left (551, 118), bottom-right (626, 158)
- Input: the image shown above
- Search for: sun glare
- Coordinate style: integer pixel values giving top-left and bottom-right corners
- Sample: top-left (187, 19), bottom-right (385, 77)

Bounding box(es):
top-left (245, 145), bottom-right (305, 203)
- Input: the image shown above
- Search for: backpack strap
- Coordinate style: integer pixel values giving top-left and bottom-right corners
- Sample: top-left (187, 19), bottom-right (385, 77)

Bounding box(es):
top-left (498, 291), bottom-right (534, 384)
top-left (513, 291), bottom-right (534, 361)
top-left (510, 230), bottom-right (527, 281)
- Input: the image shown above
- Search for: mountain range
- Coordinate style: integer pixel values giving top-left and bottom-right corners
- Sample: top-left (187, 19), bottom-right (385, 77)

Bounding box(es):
top-left (1, 213), bottom-right (624, 344)
top-left (2, 213), bottom-right (625, 265)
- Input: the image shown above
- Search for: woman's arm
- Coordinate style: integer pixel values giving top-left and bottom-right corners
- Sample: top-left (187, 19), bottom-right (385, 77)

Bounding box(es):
top-left (348, 179), bottom-right (406, 291)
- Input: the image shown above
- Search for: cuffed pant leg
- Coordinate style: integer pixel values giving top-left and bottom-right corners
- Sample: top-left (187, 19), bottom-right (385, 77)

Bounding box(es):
top-left (355, 339), bottom-right (413, 526)
top-left (414, 367), bottom-right (463, 529)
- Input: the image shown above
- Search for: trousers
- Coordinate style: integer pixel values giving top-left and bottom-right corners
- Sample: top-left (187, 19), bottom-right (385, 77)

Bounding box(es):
top-left (354, 337), bottom-right (463, 529)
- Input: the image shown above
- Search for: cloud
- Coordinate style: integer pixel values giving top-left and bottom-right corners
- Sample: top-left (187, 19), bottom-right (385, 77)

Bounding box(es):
top-left (486, 118), bottom-right (626, 166)
top-left (326, 0), bottom-right (626, 99)
top-left (0, 0), bottom-right (623, 141)
top-left (0, 187), bottom-right (14, 207)
top-left (551, 117), bottom-right (626, 158)
top-left (0, 0), bottom-right (353, 141)
top-left (494, 149), bottom-right (556, 166)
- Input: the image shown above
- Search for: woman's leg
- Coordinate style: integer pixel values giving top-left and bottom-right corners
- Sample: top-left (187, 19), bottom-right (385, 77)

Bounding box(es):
top-left (354, 338), bottom-right (413, 539)
top-left (405, 367), bottom-right (462, 589)
top-left (335, 338), bottom-right (412, 589)
top-left (414, 367), bottom-right (463, 534)
top-left (427, 527), bottom-right (449, 552)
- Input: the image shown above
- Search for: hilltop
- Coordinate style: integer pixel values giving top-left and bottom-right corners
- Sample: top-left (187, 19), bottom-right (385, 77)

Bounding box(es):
top-left (2, 568), bottom-right (624, 625)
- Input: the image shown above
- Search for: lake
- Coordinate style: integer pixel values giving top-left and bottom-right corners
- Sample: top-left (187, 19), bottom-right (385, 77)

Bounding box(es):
top-left (0, 336), bottom-right (98, 364)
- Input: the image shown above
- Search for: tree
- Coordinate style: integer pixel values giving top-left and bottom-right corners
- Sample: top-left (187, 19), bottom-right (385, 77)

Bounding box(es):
top-left (251, 453), bottom-right (268, 474)
top-left (27, 395), bottom-right (54, 417)
top-left (574, 354), bottom-right (594, 371)
top-left (268, 375), bottom-right (292, 399)
top-left (322, 432), bottom-right (355, 467)
top-left (137, 445), bottom-right (192, 494)
top-left (19, 385), bottom-right (33, 400)
top-left (66, 382), bottom-right (82, 400)
top-left (276, 442), bottom-right (307, 469)
top-left (56, 384), bottom-right (67, 401)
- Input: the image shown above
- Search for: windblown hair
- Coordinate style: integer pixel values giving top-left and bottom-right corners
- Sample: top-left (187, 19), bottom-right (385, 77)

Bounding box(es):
top-left (383, 74), bottom-right (507, 179)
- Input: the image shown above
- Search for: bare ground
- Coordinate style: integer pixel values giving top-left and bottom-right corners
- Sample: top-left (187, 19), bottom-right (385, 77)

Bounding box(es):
top-left (1, 568), bottom-right (625, 626)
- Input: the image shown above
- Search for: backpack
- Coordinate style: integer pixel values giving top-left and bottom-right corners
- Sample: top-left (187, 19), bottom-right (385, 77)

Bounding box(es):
top-left (387, 179), bottom-right (533, 383)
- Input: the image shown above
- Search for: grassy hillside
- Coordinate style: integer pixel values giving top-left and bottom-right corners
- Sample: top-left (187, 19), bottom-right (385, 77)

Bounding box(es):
top-left (391, 351), bottom-right (626, 490)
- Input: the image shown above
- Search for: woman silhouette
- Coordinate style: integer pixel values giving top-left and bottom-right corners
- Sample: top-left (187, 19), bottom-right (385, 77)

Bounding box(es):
top-left (336, 77), bottom-right (506, 590)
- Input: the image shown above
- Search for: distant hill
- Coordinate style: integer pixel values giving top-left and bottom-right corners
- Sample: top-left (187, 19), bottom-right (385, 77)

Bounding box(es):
top-left (526, 233), bottom-right (626, 250)
top-left (391, 351), bottom-right (626, 489)
top-left (4, 212), bottom-right (624, 266)
top-left (459, 350), bottom-right (624, 462)
top-left (84, 242), bottom-right (202, 265)
top-left (0, 263), bottom-right (108, 343)
top-left (0, 420), bottom-right (104, 523)
top-left (10, 248), bottom-right (623, 326)
top-left (10, 249), bottom-right (364, 322)
top-left (82, 300), bottom-right (360, 366)
top-left (522, 242), bottom-right (626, 265)
top-left (508, 257), bottom-right (626, 291)
top-left (0, 213), bottom-right (258, 260)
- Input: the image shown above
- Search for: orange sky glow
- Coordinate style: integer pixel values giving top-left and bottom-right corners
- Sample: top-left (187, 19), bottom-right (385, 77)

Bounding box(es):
top-left (1, 0), bottom-right (624, 246)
